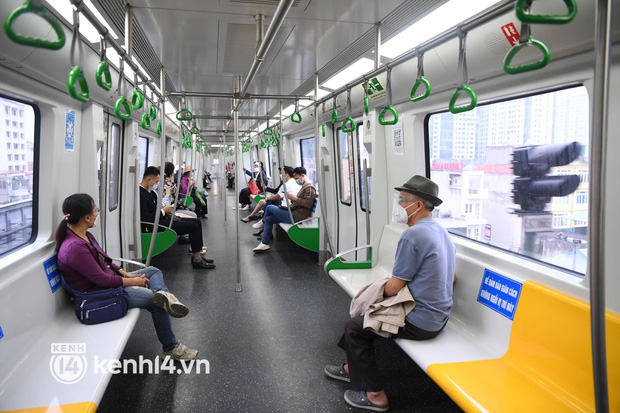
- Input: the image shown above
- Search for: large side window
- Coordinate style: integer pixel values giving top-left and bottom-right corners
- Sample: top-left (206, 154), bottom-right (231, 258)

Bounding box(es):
top-left (356, 123), bottom-right (370, 212)
top-left (336, 128), bottom-right (352, 205)
top-left (0, 96), bottom-right (38, 257)
top-left (138, 136), bottom-right (149, 180)
top-left (300, 137), bottom-right (317, 186)
top-left (108, 123), bottom-right (121, 212)
top-left (427, 86), bottom-right (589, 275)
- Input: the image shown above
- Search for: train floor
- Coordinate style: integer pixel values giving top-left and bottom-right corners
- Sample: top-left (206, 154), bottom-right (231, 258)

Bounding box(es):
top-left (99, 183), bottom-right (461, 413)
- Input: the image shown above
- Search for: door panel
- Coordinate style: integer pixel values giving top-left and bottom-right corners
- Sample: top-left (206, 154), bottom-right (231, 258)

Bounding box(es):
top-left (104, 115), bottom-right (123, 259)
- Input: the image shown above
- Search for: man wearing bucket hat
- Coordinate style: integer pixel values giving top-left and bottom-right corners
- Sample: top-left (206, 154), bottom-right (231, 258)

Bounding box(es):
top-left (325, 175), bottom-right (455, 412)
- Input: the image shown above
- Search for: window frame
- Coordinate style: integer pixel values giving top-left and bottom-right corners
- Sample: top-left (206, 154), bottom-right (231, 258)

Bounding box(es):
top-left (299, 136), bottom-right (317, 186)
top-left (423, 83), bottom-right (589, 277)
top-left (0, 94), bottom-right (40, 259)
top-left (108, 122), bottom-right (122, 212)
top-left (335, 127), bottom-right (352, 206)
top-left (356, 122), bottom-right (371, 213)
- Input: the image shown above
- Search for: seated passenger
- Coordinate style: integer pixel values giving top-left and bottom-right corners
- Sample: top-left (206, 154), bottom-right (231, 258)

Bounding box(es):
top-left (163, 162), bottom-right (197, 219)
top-left (56, 193), bottom-right (198, 360)
top-left (238, 161), bottom-right (267, 210)
top-left (253, 166), bottom-right (317, 252)
top-left (324, 175), bottom-right (455, 412)
top-left (140, 166), bottom-right (215, 269)
top-left (242, 166), bottom-right (300, 224)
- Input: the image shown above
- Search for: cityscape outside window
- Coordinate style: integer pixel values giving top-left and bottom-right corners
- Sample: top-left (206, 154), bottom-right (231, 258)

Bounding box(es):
top-left (427, 86), bottom-right (589, 275)
top-left (300, 137), bottom-right (317, 186)
top-left (0, 96), bottom-right (36, 257)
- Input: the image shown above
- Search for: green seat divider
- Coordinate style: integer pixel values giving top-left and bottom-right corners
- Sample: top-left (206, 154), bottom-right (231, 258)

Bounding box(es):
top-left (449, 84), bottom-right (477, 114)
top-left (141, 227), bottom-right (177, 260)
top-left (149, 104), bottom-right (157, 120)
top-left (325, 247), bottom-right (373, 274)
top-left (183, 197), bottom-right (194, 207)
top-left (140, 113), bottom-right (150, 130)
top-left (4, 1), bottom-right (66, 50)
top-left (291, 111), bottom-right (302, 123)
top-left (503, 36), bottom-right (550, 75)
top-left (131, 89), bottom-right (143, 110)
top-left (515, 0), bottom-right (577, 24)
top-left (95, 61), bottom-right (112, 91)
top-left (176, 108), bottom-right (193, 121)
top-left (67, 66), bottom-right (89, 103)
top-left (114, 97), bottom-right (131, 120)
top-left (253, 194), bottom-right (265, 204)
top-left (378, 105), bottom-right (399, 125)
top-left (287, 218), bottom-right (320, 252)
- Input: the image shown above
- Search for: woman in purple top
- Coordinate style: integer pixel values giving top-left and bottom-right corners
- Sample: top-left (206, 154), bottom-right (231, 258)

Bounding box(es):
top-left (55, 193), bottom-right (198, 361)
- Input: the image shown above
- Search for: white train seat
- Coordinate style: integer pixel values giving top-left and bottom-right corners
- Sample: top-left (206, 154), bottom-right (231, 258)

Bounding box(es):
top-left (279, 198), bottom-right (320, 252)
top-left (324, 224), bottom-right (620, 412)
top-left (0, 256), bottom-right (140, 412)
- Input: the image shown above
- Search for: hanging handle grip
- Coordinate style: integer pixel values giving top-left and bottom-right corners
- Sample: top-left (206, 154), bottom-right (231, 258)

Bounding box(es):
top-left (503, 36), bottom-right (551, 74)
top-left (131, 89), bottom-right (144, 110)
top-left (95, 61), bottom-right (112, 91)
top-left (67, 66), bottom-right (90, 103)
top-left (176, 108), bottom-right (193, 121)
top-left (515, 0), bottom-right (577, 24)
top-left (291, 111), bottom-right (302, 123)
top-left (449, 84), bottom-right (478, 114)
top-left (156, 121), bottom-right (162, 135)
top-left (378, 105), bottom-right (399, 126)
top-left (409, 77), bottom-right (431, 102)
top-left (4, 1), bottom-right (66, 50)
top-left (140, 113), bottom-right (151, 130)
top-left (114, 97), bottom-right (131, 120)
top-left (149, 104), bottom-right (157, 120)
top-left (341, 117), bottom-right (357, 133)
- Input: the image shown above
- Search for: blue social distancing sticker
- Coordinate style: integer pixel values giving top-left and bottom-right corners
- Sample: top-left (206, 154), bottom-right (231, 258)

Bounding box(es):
top-left (43, 256), bottom-right (61, 293)
top-left (0, 325), bottom-right (4, 340)
top-left (477, 269), bottom-right (522, 320)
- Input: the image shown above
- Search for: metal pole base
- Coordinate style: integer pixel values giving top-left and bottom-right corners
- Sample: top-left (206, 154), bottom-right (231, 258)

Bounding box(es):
top-left (235, 283), bottom-right (243, 292)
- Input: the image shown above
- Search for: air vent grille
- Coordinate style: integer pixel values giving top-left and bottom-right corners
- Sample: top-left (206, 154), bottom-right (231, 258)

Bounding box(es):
top-left (230, 0), bottom-right (300, 6)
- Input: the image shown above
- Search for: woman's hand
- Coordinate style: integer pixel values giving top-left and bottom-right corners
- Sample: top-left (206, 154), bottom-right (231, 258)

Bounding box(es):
top-left (123, 275), bottom-right (149, 288)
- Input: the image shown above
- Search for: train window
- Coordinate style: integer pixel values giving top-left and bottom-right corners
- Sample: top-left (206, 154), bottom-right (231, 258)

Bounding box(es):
top-left (0, 96), bottom-right (38, 258)
top-left (138, 136), bottom-right (149, 180)
top-left (426, 86), bottom-right (589, 275)
top-left (336, 128), bottom-right (352, 205)
top-left (266, 146), bottom-right (273, 178)
top-left (300, 137), bottom-right (317, 186)
top-left (357, 123), bottom-right (371, 212)
top-left (108, 123), bottom-right (121, 212)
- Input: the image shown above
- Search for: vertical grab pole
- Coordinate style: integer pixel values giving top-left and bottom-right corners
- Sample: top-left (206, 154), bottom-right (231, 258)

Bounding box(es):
top-left (235, 76), bottom-right (242, 292)
top-left (145, 66), bottom-right (166, 267)
top-left (281, 100), bottom-right (295, 225)
top-left (590, 1), bottom-right (612, 412)
top-left (315, 72), bottom-right (328, 264)
top-left (374, 22), bottom-right (381, 70)
top-left (169, 102), bottom-right (183, 228)
top-left (363, 159), bottom-right (370, 247)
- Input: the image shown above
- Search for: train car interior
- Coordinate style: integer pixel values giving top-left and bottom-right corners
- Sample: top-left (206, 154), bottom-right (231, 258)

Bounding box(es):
top-left (0, 0), bottom-right (618, 412)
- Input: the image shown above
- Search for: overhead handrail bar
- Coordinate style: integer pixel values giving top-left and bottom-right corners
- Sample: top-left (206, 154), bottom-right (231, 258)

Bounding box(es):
top-left (315, 1), bottom-right (515, 107)
top-left (67, 9), bottom-right (89, 103)
top-left (69, 0), bottom-right (162, 101)
top-left (449, 29), bottom-right (477, 114)
top-left (589, 1), bottom-right (612, 411)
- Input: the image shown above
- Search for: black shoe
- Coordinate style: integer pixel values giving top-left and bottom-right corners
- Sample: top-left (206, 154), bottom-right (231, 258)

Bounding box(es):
top-left (191, 258), bottom-right (216, 269)
top-left (248, 214), bottom-right (262, 221)
top-left (178, 237), bottom-right (190, 244)
top-left (201, 256), bottom-right (214, 264)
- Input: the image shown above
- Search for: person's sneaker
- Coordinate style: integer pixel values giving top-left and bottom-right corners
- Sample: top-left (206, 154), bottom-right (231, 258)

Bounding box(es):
top-left (164, 342), bottom-right (197, 361)
top-left (252, 220), bottom-right (264, 229)
top-left (241, 204), bottom-right (250, 211)
top-left (152, 291), bottom-right (189, 318)
top-left (192, 257), bottom-right (216, 269)
top-left (324, 364), bottom-right (351, 382)
top-left (253, 242), bottom-right (270, 252)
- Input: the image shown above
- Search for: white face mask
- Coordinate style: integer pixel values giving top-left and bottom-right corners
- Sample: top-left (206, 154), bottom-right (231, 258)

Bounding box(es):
top-left (391, 197), bottom-right (418, 225)
top-left (152, 182), bottom-right (159, 192)
top-left (254, 166), bottom-right (260, 172)
top-left (295, 178), bottom-right (303, 186)
top-left (90, 214), bottom-right (99, 228)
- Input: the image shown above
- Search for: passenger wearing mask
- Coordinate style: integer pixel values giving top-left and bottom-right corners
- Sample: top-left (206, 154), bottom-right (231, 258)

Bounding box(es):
top-left (140, 166), bottom-right (215, 269)
top-left (56, 193), bottom-right (198, 360)
top-left (324, 175), bottom-right (455, 412)
top-left (241, 165), bottom-right (300, 225)
top-left (238, 161), bottom-right (267, 210)
top-left (162, 162), bottom-right (197, 219)
top-left (253, 166), bottom-right (316, 252)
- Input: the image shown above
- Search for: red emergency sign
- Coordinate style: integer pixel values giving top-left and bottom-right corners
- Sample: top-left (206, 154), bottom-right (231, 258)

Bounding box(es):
top-left (501, 23), bottom-right (520, 46)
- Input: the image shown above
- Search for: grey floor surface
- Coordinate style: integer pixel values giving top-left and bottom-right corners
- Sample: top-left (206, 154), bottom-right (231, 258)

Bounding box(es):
top-left (98, 184), bottom-right (461, 413)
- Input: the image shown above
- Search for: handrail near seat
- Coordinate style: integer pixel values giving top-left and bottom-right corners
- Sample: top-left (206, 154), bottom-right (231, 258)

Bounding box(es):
top-left (324, 244), bottom-right (373, 274)
top-left (140, 221), bottom-right (177, 260)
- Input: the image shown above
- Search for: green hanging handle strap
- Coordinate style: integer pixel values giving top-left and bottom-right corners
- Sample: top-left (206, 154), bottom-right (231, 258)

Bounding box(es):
top-left (363, 78), bottom-right (370, 115)
top-left (331, 96), bottom-right (338, 123)
top-left (190, 125), bottom-right (200, 135)
top-left (95, 38), bottom-right (112, 91)
top-left (156, 121), bottom-right (162, 135)
top-left (449, 30), bottom-right (477, 114)
top-left (504, 19), bottom-right (550, 75)
top-left (341, 89), bottom-right (357, 132)
top-left (4, 0), bottom-right (66, 50)
top-left (410, 51), bottom-right (431, 102)
top-left (378, 67), bottom-right (399, 125)
top-left (140, 113), bottom-right (151, 130)
top-left (515, 0), bottom-right (577, 24)
top-left (67, 9), bottom-right (89, 103)
top-left (322, 124), bottom-right (326, 137)
top-left (149, 104), bottom-right (157, 120)
top-left (291, 100), bottom-right (302, 123)
top-left (176, 108), bottom-right (193, 121)
top-left (132, 89), bottom-right (144, 110)
top-left (264, 127), bottom-right (273, 136)
top-left (114, 56), bottom-right (131, 120)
